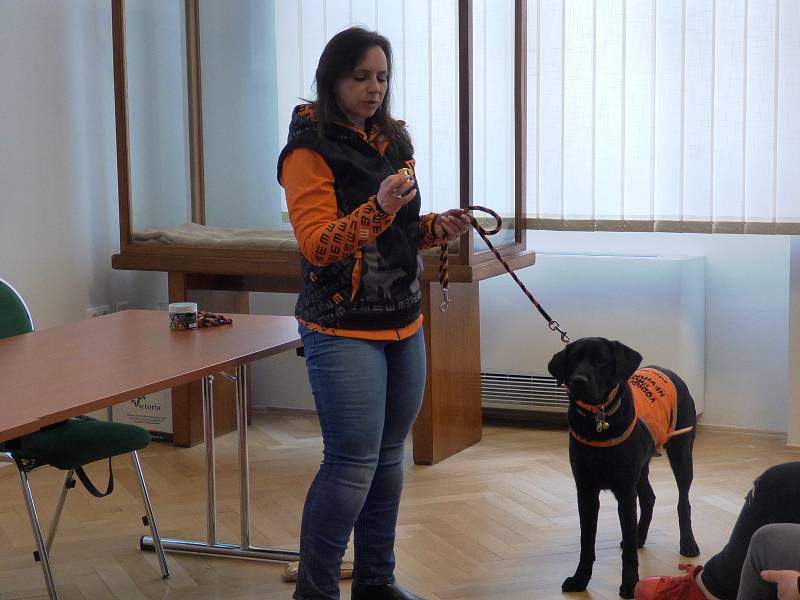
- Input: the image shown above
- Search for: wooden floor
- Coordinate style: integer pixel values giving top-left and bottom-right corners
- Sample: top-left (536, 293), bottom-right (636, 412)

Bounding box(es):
top-left (1, 414), bottom-right (799, 600)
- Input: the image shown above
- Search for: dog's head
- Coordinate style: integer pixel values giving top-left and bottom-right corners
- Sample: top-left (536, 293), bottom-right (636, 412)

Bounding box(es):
top-left (547, 337), bottom-right (642, 406)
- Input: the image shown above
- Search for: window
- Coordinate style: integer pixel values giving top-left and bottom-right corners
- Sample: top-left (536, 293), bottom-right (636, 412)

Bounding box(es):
top-left (526, 0), bottom-right (800, 233)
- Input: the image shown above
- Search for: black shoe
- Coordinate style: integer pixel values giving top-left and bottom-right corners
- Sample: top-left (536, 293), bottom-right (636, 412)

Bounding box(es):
top-left (350, 581), bottom-right (426, 600)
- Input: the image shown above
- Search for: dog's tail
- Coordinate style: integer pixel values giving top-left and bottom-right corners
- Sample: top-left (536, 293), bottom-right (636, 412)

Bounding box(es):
top-left (668, 426), bottom-right (694, 439)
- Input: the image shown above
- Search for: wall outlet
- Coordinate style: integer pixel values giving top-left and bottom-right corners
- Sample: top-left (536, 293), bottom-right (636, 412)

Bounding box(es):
top-left (115, 300), bottom-right (129, 312)
top-left (86, 305), bottom-right (111, 318)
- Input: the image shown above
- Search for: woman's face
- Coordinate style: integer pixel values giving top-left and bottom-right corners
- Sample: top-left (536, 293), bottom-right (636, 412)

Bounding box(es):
top-left (335, 45), bottom-right (388, 129)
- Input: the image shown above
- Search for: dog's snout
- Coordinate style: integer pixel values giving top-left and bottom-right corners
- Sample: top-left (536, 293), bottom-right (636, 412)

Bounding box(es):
top-left (569, 375), bottom-right (589, 391)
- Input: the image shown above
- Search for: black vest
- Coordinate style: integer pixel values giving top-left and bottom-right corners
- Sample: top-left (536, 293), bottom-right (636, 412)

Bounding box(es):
top-left (277, 106), bottom-right (423, 330)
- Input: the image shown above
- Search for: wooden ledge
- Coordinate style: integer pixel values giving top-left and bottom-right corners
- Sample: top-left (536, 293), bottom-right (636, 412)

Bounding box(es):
top-left (113, 249), bottom-right (535, 285)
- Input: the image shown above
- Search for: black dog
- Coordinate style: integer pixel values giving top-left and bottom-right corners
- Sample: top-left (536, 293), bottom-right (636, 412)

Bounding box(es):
top-left (548, 337), bottom-right (700, 598)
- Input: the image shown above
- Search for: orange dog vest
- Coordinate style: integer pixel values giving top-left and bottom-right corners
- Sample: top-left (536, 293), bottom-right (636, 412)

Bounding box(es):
top-left (570, 367), bottom-right (693, 448)
top-left (630, 367), bottom-right (681, 448)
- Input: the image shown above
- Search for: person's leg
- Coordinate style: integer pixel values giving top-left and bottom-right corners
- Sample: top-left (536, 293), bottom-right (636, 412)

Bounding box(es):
top-left (352, 328), bottom-right (426, 584)
top-left (294, 329), bottom-right (389, 600)
top-left (635, 462), bottom-right (800, 600)
top-left (736, 523), bottom-right (800, 600)
top-left (701, 462), bottom-right (800, 599)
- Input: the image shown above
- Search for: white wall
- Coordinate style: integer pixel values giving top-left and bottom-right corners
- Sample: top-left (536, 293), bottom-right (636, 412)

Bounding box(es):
top-left (0, 1), bottom-right (165, 330)
top-left (788, 238), bottom-right (800, 445)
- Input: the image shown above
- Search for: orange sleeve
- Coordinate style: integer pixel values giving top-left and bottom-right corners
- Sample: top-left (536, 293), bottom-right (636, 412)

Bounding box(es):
top-left (419, 212), bottom-right (443, 250)
top-left (280, 148), bottom-right (395, 267)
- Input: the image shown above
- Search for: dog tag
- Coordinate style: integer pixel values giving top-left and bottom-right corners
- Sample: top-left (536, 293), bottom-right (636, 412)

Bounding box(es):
top-left (595, 410), bottom-right (610, 433)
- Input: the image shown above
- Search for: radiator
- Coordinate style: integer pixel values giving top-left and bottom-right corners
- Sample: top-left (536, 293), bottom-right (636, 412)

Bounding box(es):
top-left (479, 253), bottom-right (705, 415)
top-left (481, 370), bottom-right (569, 412)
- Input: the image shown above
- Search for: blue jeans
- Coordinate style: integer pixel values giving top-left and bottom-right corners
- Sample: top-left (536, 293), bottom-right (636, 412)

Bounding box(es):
top-left (293, 326), bottom-right (426, 600)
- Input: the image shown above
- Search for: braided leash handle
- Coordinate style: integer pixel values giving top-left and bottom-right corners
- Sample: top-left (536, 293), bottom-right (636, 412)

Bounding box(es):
top-left (438, 205), bottom-right (571, 344)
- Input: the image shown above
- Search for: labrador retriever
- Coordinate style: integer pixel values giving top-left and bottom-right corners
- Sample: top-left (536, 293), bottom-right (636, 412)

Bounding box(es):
top-left (548, 337), bottom-right (700, 598)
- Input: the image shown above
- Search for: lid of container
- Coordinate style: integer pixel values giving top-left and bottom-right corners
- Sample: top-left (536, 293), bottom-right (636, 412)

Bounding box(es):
top-left (168, 302), bottom-right (198, 313)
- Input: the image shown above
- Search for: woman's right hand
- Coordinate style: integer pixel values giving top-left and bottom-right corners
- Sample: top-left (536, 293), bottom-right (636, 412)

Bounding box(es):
top-left (377, 172), bottom-right (417, 214)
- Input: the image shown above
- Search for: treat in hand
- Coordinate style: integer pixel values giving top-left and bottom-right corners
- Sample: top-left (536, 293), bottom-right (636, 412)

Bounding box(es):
top-left (377, 170), bottom-right (416, 214)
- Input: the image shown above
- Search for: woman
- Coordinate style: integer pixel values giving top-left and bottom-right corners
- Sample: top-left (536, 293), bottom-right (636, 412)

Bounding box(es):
top-left (277, 26), bottom-right (470, 600)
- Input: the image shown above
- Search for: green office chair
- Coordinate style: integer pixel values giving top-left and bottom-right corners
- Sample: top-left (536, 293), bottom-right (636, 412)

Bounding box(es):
top-left (0, 277), bottom-right (169, 599)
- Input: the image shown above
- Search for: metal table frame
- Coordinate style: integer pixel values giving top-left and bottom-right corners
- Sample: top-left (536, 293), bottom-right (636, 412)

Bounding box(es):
top-left (141, 364), bottom-right (299, 562)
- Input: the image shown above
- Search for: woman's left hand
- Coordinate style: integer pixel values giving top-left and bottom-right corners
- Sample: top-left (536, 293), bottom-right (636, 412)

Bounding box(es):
top-left (760, 570), bottom-right (800, 600)
top-left (434, 209), bottom-right (471, 241)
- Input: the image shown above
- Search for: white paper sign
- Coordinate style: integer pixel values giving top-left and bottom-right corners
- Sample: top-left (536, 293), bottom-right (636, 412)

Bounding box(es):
top-left (112, 389), bottom-right (173, 442)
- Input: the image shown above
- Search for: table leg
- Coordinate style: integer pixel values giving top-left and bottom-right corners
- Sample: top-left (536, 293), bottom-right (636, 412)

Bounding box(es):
top-left (235, 365), bottom-right (250, 550)
top-left (140, 369), bottom-right (300, 562)
top-left (202, 375), bottom-right (216, 545)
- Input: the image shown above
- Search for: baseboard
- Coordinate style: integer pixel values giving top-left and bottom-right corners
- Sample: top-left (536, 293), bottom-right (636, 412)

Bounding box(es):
top-left (696, 423), bottom-right (786, 440)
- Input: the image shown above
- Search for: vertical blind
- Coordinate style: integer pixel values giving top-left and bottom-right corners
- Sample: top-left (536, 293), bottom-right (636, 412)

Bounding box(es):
top-left (528, 0), bottom-right (800, 233)
top-left (272, 1), bottom-right (799, 233)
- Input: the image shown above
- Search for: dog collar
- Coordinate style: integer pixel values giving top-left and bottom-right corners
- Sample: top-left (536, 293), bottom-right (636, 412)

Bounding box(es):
top-left (570, 413), bottom-right (638, 448)
top-left (568, 384), bottom-right (638, 447)
top-left (570, 394), bottom-right (638, 448)
top-left (572, 384), bottom-right (620, 415)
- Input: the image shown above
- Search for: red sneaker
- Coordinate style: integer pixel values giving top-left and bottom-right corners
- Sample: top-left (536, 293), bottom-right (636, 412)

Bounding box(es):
top-left (634, 564), bottom-right (707, 600)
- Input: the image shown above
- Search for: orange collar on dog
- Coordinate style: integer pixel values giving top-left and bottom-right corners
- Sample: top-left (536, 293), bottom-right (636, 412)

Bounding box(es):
top-left (569, 384), bottom-right (636, 447)
top-left (570, 406), bottom-right (639, 448)
top-left (573, 384), bottom-right (620, 415)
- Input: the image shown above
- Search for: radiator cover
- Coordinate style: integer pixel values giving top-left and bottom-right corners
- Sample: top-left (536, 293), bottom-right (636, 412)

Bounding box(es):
top-left (481, 370), bottom-right (568, 413)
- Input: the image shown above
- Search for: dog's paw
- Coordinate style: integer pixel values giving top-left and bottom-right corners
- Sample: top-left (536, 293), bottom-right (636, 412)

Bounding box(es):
top-left (561, 576), bottom-right (589, 593)
top-left (680, 538), bottom-right (700, 557)
top-left (619, 583), bottom-right (636, 598)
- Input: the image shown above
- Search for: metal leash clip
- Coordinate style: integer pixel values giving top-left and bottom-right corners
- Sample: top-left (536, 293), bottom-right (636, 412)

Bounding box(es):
top-left (548, 320), bottom-right (571, 344)
top-left (439, 288), bottom-right (450, 312)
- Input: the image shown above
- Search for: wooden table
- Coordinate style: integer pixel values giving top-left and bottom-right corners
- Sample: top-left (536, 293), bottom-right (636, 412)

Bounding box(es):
top-left (0, 310), bottom-right (303, 563)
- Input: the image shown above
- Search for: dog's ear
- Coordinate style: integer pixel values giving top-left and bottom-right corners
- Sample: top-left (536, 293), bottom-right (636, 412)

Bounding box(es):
top-left (611, 340), bottom-right (642, 384)
top-left (547, 343), bottom-right (572, 386)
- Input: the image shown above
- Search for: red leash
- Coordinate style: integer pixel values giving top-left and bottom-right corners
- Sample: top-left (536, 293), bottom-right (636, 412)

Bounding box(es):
top-left (438, 206), bottom-right (571, 344)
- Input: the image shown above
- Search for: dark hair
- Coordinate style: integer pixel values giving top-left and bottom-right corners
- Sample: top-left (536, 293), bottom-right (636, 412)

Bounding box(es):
top-left (312, 27), bottom-right (412, 154)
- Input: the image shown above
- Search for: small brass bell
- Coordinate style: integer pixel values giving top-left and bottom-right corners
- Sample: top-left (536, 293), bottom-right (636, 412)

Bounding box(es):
top-left (595, 420), bottom-right (610, 433)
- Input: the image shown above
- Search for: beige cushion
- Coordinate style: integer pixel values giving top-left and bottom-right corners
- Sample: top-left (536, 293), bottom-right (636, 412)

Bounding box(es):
top-left (133, 222), bottom-right (299, 250)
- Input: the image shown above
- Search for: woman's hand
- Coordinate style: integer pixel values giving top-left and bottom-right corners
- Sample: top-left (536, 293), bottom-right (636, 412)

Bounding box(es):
top-left (760, 570), bottom-right (800, 600)
top-left (377, 172), bottom-right (417, 214)
top-left (434, 208), bottom-right (471, 241)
